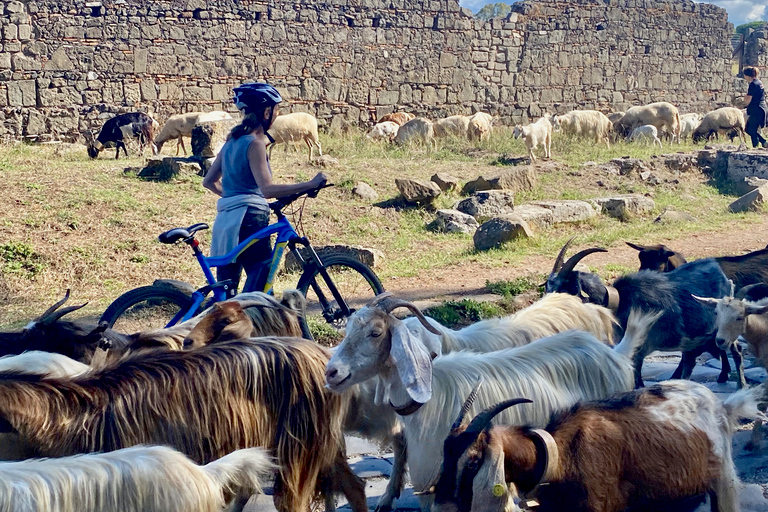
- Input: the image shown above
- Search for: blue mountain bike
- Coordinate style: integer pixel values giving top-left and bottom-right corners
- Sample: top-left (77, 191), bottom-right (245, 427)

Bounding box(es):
top-left (100, 184), bottom-right (384, 338)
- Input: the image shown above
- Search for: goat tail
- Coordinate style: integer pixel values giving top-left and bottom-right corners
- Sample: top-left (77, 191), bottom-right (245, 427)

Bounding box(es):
top-left (723, 384), bottom-right (768, 427)
top-left (202, 447), bottom-right (275, 498)
top-left (613, 309), bottom-right (663, 360)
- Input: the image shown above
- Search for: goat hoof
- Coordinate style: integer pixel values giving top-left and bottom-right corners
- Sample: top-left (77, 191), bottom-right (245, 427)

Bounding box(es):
top-left (717, 374), bottom-right (729, 384)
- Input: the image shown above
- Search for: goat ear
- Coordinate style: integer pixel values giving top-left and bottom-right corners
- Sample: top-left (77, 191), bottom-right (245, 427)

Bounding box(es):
top-left (471, 435), bottom-right (510, 512)
top-left (692, 295), bottom-right (719, 308)
top-left (745, 303), bottom-right (768, 316)
top-left (390, 320), bottom-right (432, 403)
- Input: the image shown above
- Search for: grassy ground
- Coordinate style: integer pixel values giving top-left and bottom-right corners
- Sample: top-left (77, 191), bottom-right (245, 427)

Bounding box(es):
top-left (0, 128), bottom-right (762, 328)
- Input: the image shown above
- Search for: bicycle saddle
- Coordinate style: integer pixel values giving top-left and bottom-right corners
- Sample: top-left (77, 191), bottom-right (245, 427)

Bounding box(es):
top-left (158, 223), bottom-right (209, 244)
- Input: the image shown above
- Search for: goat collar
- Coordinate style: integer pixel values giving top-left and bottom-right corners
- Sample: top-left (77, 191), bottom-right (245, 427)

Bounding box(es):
top-left (390, 398), bottom-right (424, 416)
top-left (520, 429), bottom-right (560, 496)
top-left (605, 286), bottom-right (620, 311)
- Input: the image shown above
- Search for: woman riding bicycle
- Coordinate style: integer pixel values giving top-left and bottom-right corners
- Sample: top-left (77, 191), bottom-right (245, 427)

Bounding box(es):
top-left (202, 82), bottom-right (327, 297)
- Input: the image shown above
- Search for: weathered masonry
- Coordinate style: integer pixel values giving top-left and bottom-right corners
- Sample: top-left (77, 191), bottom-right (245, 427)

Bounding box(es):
top-left (0, 0), bottom-right (738, 140)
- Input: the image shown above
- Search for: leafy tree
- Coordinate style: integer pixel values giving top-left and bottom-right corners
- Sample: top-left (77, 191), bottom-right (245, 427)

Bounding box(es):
top-left (475, 3), bottom-right (512, 21)
top-left (735, 21), bottom-right (766, 37)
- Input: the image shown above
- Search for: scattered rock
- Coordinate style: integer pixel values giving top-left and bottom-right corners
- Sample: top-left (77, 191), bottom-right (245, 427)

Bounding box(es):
top-left (433, 209), bottom-right (479, 235)
top-left (283, 245), bottom-right (384, 273)
top-left (454, 191), bottom-right (515, 222)
top-left (313, 155), bottom-right (339, 168)
top-left (609, 157), bottom-right (650, 176)
top-left (352, 182), bottom-right (378, 200)
top-left (728, 184), bottom-right (768, 213)
top-left (592, 194), bottom-right (655, 221)
top-left (138, 157), bottom-right (202, 180)
top-left (654, 208), bottom-right (696, 224)
top-left (639, 171), bottom-right (651, 181)
top-left (662, 153), bottom-right (698, 173)
top-left (514, 204), bottom-right (554, 230)
top-left (395, 178), bottom-right (441, 205)
top-left (462, 166), bottom-right (537, 195)
top-left (431, 172), bottom-right (460, 192)
top-left (473, 215), bottom-right (533, 251)
top-left (530, 200), bottom-right (597, 223)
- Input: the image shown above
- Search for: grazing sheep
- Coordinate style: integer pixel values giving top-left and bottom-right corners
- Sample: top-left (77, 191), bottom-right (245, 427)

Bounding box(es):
top-left (432, 380), bottom-right (765, 512)
top-left (0, 338), bottom-right (367, 512)
top-left (154, 111), bottom-right (233, 155)
top-left (394, 117), bottom-right (436, 149)
top-left (628, 124), bottom-right (663, 147)
top-left (325, 294), bottom-right (649, 511)
top-left (378, 112), bottom-right (415, 126)
top-left (0, 445), bottom-right (274, 512)
top-left (467, 112), bottom-right (494, 142)
top-left (512, 116), bottom-right (552, 161)
top-left (551, 110), bottom-right (612, 147)
top-left (0, 351), bottom-right (90, 378)
top-left (87, 112), bottom-right (156, 159)
top-left (606, 111), bottom-right (625, 124)
top-left (615, 102), bottom-right (681, 143)
top-left (692, 107), bottom-right (747, 145)
top-left (366, 121), bottom-right (400, 141)
top-left (434, 115), bottom-right (471, 139)
top-left (267, 112), bottom-right (322, 160)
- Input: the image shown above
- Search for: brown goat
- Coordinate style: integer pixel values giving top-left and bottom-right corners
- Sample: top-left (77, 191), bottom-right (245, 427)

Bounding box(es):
top-left (0, 338), bottom-right (366, 512)
top-left (625, 242), bottom-right (687, 272)
top-left (378, 112), bottom-right (415, 126)
top-left (431, 380), bottom-right (759, 512)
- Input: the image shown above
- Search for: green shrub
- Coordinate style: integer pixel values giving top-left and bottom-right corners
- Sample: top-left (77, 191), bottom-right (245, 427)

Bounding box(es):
top-left (485, 276), bottom-right (544, 298)
top-left (0, 242), bottom-right (45, 276)
top-left (425, 298), bottom-right (505, 328)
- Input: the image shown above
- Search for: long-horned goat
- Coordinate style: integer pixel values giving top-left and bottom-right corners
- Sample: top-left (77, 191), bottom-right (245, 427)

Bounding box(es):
top-left (431, 379), bottom-right (764, 512)
top-left (0, 337), bottom-right (367, 512)
top-left (325, 294), bottom-right (654, 511)
top-left (0, 445), bottom-right (274, 512)
top-left (154, 111), bottom-right (233, 155)
top-left (86, 112), bottom-right (156, 159)
top-left (546, 240), bottom-right (740, 388)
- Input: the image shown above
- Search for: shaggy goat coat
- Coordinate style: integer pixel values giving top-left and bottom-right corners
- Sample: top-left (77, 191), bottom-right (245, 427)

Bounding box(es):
top-left (0, 337), bottom-right (360, 512)
top-left (0, 445), bottom-right (273, 512)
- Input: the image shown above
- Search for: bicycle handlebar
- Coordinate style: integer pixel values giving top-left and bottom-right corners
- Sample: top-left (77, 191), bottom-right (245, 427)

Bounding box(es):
top-left (269, 182), bottom-right (333, 213)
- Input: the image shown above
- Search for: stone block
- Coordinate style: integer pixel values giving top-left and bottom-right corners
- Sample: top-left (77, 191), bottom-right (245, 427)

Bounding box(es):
top-left (44, 48), bottom-right (74, 71)
top-left (5, 2), bottom-right (25, 14)
top-left (134, 48), bottom-right (148, 74)
top-left (728, 184), bottom-right (768, 213)
top-left (514, 204), bottom-right (554, 230)
top-left (473, 215), bottom-right (532, 251)
top-left (433, 209), bottom-right (479, 235)
top-left (396, 178), bottom-right (441, 205)
top-left (139, 79), bottom-right (157, 101)
top-left (462, 166), bottom-right (536, 194)
top-left (455, 191), bottom-right (515, 222)
top-left (17, 24), bottom-right (30, 41)
top-left (0, 53), bottom-right (10, 69)
top-left (431, 172), bottom-right (460, 192)
top-left (726, 151), bottom-right (768, 183)
top-left (593, 194), bottom-right (655, 221)
top-left (284, 245), bottom-right (383, 273)
top-left (183, 86), bottom-right (212, 101)
top-left (6, 79), bottom-right (35, 106)
top-left (3, 24), bottom-right (17, 40)
top-left (211, 84), bottom-right (230, 101)
top-left (528, 200), bottom-right (597, 224)
top-left (352, 182), bottom-right (378, 201)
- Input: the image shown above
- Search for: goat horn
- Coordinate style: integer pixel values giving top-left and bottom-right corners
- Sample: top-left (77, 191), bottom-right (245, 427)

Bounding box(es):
top-left (557, 248), bottom-right (607, 279)
top-left (735, 283), bottom-right (764, 300)
top-left (625, 241), bottom-right (646, 251)
top-left (369, 292), bottom-right (395, 307)
top-left (464, 398), bottom-right (533, 439)
top-left (413, 486), bottom-right (436, 496)
top-left (43, 303), bottom-right (89, 325)
top-left (35, 290), bottom-right (85, 325)
top-left (451, 377), bottom-right (484, 430)
top-left (551, 236), bottom-right (576, 274)
top-left (728, 279), bottom-right (735, 299)
top-left (378, 297), bottom-right (442, 336)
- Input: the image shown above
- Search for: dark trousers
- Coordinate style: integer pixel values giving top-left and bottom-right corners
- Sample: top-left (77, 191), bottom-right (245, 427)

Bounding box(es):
top-left (216, 207), bottom-right (272, 298)
top-left (746, 112), bottom-right (767, 148)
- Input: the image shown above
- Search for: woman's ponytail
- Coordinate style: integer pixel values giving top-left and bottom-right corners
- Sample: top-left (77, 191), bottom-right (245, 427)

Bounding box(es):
top-left (228, 110), bottom-right (266, 140)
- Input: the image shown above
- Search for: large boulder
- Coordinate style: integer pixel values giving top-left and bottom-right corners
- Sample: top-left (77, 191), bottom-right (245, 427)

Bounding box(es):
top-left (396, 178), bottom-right (442, 205)
top-left (515, 200), bottom-right (596, 230)
top-left (592, 194), bottom-right (655, 221)
top-left (431, 172), bottom-right (460, 192)
top-left (433, 209), bottom-right (479, 235)
top-left (728, 184), bottom-right (768, 213)
top-left (283, 245), bottom-right (384, 273)
top-left (462, 166), bottom-right (537, 195)
top-left (473, 215), bottom-right (533, 251)
top-left (454, 191), bottom-right (515, 222)
top-left (352, 182), bottom-right (378, 200)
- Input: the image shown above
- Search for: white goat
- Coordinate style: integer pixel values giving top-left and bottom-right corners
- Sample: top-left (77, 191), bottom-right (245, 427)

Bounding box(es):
top-left (467, 112), bottom-right (494, 142)
top-left (394, 118), bottom-right (436, 149)
top-left (433, 115), bottom-right (471, 139)
top-left (366, 121), bottom-right (400, 141)
top-left (0, 445), bottom-right (274, 512)
top-left (551, 110), bottom-right (612, 147)
top-left (325, 295), bottom-right (656, 511)
top-left (513, 116), bottom-right (552, 161)
top-left (154, 111), bottom-right (233, 155)
top-left (0, 351), bottom-right (91, 378)
top-left (267, 112), bottom-right (322, 160)
top-left (628, 124), bottom-right (663, 147)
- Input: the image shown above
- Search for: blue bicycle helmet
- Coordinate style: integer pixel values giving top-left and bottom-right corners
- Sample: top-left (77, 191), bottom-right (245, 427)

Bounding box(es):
top-left (232, 82), bottom-right (282, 112)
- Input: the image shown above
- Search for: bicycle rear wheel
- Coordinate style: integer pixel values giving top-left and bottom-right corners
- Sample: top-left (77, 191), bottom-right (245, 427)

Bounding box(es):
top-left (100, 285), bottom-right (196, 333)
top-left (296, 255), bottom-right (384, 336)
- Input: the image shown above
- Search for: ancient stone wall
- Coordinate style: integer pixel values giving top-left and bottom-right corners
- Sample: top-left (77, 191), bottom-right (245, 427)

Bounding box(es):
top-left (0, 0), bottom-right (735, 140)
top-left (744, 28), bottom-right (768, 70)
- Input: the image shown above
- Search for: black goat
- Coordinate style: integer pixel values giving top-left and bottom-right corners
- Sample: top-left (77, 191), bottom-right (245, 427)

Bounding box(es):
top-left (625, 242), bottom-right (687, 272)
top-left (546, 242), bottom-right (738, 388)
top-left (87, 113), bottom-right (156, 160)
top-left (0, 290), bottom-right (129, 363)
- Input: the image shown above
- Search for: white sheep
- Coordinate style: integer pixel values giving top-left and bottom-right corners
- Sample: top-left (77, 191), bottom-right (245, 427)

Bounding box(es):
top-left (679, 116), bottom-right (701, 140)
top-left (551, 110), bottom-right (613, 147)
top-left (628, 124), bottom-right (663, 147)
top-left (366, 121), bottom-right (400, 141)
top-left (0, 445), bottom-right (274, 512)
top-left (433, 115), bottom-right (471, 139)
top-left (615, 102), bottom-right (681, 143)
top-left (0, 351), bottom-right (91, 378)
top-left (692, 107), bottom-right (747, 145)
top-left (513, 116), bottom-right (552, 161)
top-left (467, 112), bottom-right (494, 142)
top-left (394, 117), bottom-right (436, 149)
top-left (267, 112), bottom-right (322, 160)
top-left (154, 111), bottom-right (233, 155)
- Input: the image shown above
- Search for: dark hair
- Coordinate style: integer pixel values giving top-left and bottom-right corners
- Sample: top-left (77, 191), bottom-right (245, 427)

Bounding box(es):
top-left (227, 106), bottom-right (272, 140)
top-left (744, 66), bottom-right (759, 78)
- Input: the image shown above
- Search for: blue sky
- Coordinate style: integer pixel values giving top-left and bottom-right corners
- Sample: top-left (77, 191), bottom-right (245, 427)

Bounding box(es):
top-left (459, 1), bottom-right (766, 26)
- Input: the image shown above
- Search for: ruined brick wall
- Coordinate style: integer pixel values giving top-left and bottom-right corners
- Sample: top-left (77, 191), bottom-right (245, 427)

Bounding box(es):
top-left (0, 0), bottom-right (735, 140)
top-left (744, 28), bottom-right (768, 69)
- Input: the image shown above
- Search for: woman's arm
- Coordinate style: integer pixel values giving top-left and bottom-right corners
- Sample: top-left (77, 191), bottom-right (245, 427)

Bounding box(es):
top-left (202, 153), bottom-right (224, 197)
top-left (247, 139), bottom-right (327, 198)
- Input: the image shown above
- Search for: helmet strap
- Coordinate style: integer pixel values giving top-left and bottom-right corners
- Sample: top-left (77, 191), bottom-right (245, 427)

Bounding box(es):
top-left (261, 105), bottom-right (275, 135)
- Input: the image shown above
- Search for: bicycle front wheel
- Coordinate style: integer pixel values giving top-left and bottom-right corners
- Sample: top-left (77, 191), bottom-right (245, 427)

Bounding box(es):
top-left (296, 255), bottom-right (384, 330)
top-left (100, 285), bottom-right (196, 333)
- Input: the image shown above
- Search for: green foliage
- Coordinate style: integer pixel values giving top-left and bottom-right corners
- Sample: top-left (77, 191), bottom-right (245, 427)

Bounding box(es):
top-left (425, 298), bottom-right (505, 328)
top-left (475, 3), bottom-right (512, 21)
top-left (486, 276), bottom-right (544, 297)
top-left (307, 317), bottom-right (344, 347)
top-left (0, 242), bottom-right (45, 276)
top-left (735, 21), bottom-right (766, 36)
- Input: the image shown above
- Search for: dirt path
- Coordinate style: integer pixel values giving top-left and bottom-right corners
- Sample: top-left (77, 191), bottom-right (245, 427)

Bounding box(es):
top-left (387, 216), bottom-right (768, 301)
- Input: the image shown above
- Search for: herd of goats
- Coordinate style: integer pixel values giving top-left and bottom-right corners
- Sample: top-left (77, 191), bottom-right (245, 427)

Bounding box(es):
top-left (2, 232), bottom-right (768, 512)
